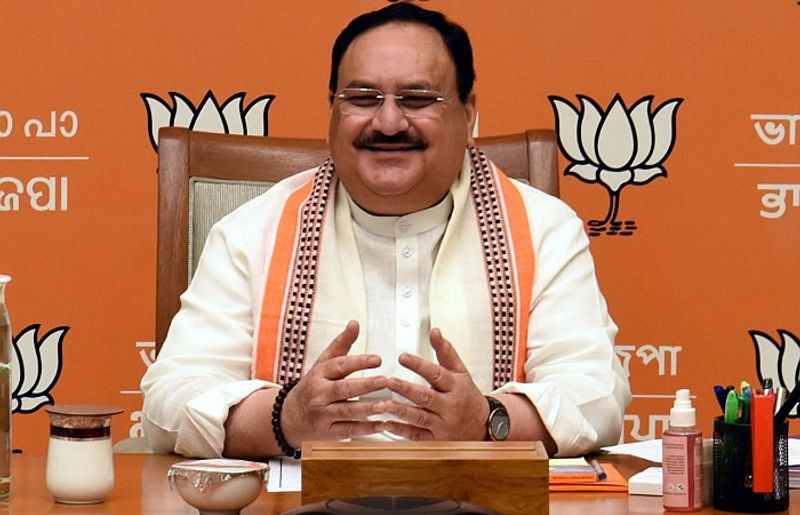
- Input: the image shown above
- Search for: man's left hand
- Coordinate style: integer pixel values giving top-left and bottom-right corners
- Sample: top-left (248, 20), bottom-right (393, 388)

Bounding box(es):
top-left (380, 328), bottom-right (488, 440)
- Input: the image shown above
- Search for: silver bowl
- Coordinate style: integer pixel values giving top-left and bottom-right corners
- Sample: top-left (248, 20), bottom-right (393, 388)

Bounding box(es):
top-left (168, 458), bottom-right (269, 515)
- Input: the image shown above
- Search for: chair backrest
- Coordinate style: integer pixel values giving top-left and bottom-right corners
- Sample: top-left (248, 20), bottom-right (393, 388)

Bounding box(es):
top-left (155, 126), bottom-right (558, 352)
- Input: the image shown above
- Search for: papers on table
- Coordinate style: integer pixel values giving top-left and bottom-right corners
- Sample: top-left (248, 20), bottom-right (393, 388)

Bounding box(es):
top-left (789, 465), bottom-right (800, 489)
top-left (549, 458), bottom-right (628, 492)
top-left (549, 457), bottom-right (597, 483)
top-left (601, 439), bottom-right (664, 462)
top-left (267, 458), bottom-right (302, 492)
top-left (602, 437), bottom-right (800, 467)
top-left (628, 467), bottom-right (663, 496)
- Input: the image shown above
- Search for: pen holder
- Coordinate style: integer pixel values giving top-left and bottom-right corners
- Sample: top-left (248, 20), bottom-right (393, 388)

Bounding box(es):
top-left (713, 417), bottom-right (789, 513)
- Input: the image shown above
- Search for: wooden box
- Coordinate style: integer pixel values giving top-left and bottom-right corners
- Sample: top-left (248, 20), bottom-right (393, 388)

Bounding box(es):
top-left (301, 441), bottom-right (548, 515)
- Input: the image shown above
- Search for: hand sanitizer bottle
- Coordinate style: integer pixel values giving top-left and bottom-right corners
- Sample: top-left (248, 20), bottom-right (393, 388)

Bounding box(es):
top-left (663, 388), bottom-right (702, 511)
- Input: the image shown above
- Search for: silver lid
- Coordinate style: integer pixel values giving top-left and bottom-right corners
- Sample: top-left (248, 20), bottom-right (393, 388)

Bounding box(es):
top-left (168, 458), bottom-right (269, 494)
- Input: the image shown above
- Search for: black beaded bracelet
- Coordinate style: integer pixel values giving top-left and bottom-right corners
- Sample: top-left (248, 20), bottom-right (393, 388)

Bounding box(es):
top-left (271, 378), bottom-right (301, 459)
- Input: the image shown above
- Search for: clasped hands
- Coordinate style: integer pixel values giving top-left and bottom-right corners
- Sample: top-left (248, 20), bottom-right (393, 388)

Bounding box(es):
top-left (279, 320), bottom-right (489, 449)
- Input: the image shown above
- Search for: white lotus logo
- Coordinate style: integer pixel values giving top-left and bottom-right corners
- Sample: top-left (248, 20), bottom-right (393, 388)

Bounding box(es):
top-left (141, 90), bottom-right (275, 150)
top-left (549, 94), bottom-right (682, 236)
top-left (751, 329), bottom-right (800, 418)
top-left (11, 324), bottom-right (68, 413)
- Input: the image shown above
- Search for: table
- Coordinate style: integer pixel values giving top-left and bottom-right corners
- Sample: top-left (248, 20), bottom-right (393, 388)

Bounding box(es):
top-left (3, 452), bottom-right (796, 514)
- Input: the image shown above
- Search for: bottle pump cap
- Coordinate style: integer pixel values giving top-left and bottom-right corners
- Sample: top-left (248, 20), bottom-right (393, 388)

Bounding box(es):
top-left (670, 388), bottom-right (696, 427)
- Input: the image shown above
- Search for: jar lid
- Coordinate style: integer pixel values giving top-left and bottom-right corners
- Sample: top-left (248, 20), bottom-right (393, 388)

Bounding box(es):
top-left (45, 404), bottom-right (123, 417)
top-left (45, 405), bottom-right (123, 430)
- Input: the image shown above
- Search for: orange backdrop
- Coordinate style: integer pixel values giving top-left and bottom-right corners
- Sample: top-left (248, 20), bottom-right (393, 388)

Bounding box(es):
top-left (1, 0), bottom-right (798, 452)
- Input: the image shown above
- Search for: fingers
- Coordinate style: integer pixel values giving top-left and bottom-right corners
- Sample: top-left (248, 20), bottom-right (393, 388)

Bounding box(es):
top-left (383, 398), bottom-right (434, 427)
top-left (322, 400), bottom-right (391, 439)
top-left (329, 420), bottom-right (389, 440)
top-left (429, 328), bottom-right (468, 373)
top-left (326, 375), bottom-right (388, 403)
top-left (313, 320), bottom-right (383, 381)
top-left (387, 377), bottom-right (438, 409)
top-left (315, 320), bottom-right (360, 363)
top-left (338, 398), bottom-right (390, 420)
top-left (380, 420), bottom-right (433, 441)
top-left (398, 352), bottom-right (453, 392)
top-left (320, 353), bottom-right (382, 381)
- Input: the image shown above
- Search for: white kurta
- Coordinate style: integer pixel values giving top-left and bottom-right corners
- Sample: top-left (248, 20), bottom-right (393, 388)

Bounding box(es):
top-left (140, 160), bottom-right (631, 458)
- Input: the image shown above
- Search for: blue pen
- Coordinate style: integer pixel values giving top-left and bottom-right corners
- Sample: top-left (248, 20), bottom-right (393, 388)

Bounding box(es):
top-left (714, 385), bottom-right (728, 412)
top-left (724, 389), bottom-right (740, 423)
top-left (590, 459), bottom-right (607, 481)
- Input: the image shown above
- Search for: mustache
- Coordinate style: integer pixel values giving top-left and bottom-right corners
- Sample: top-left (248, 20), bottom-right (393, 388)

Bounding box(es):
top-left (354, 132), bottom-right (427, 149)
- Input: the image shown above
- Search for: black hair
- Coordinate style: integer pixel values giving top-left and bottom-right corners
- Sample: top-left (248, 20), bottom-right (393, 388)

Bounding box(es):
top-left (329, 3), bottom-right (475, 103)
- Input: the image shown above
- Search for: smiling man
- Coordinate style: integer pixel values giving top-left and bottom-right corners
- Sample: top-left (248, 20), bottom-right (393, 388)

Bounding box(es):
top-left (141, 3), bottom-right (630, 460)
top-left (329, 21), bottom-right (474, 216)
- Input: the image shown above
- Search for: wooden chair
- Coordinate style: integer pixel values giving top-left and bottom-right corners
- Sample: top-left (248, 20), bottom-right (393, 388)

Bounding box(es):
top-left (155, 127), bottom-right (559, 352)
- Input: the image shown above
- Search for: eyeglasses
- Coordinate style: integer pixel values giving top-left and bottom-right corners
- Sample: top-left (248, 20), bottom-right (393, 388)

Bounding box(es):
top-left (334, 88), bottom-right (448, 119)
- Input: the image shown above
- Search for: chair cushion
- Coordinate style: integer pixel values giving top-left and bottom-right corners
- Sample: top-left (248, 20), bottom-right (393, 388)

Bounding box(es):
top-left (188, 177), bottom-right (275, 281)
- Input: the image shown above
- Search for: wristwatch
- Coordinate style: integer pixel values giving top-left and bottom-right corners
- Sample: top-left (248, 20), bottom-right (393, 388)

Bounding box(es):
top-left (485, 396), bottom-right (510, 441)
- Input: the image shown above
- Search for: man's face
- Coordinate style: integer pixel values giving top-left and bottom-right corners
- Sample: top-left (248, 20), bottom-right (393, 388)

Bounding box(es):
top-left (329, 22), bottom-right (476, 215)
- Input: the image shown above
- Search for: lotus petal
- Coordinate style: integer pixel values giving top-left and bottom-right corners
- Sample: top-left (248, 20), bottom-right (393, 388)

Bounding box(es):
top-left (170, 92), bottom-right (196, 128)
top-left (549, 97), bottom-right (585, 162)
top-left (629, 97), bottom-right (654, 167)
top-left (31, 327), bottom-right (66, 394)
top-left (10, 334), bottom-right (21, 393)
top-left (597, 96), bottom-right (635, 170)
top-left (646, 98), bottom-right (682, 166)
top-left (632, 166), bottom-right (665, 185)
top-left (565, 163), bottom-right (599, 183)
top-left (221, 93), bottom-right (246, 135)
top-left (10, 398), bottom-right (18, 413)
top-left (751, 331), bottom-right (781, 387)
top-left (599, 168), bottom-right (633, 192)
top-left (779, 330), bottom-right (800, 388)
top-left (578, 96), bottom-right (602, 164)
top-left (243, 95), bottom-right (275, 136)
top-left (13, 326), bottom-right (40, 396)
top-left (191, 92), bottom-right (226, 133)
top-left (19, 395), bottom-right (51, 413)
top-left (141, 94), bottom-right (172, 150)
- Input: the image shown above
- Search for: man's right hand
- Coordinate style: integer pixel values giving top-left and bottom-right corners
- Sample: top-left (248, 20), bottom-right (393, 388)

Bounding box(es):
top-left (279, 320), bottom-right (388, 449)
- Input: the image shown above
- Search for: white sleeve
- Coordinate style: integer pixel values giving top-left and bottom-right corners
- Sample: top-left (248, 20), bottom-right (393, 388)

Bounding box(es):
top-left (494, 193), bottom-right (631, 457)
top-left (139, 191), bottom-right (285, 457)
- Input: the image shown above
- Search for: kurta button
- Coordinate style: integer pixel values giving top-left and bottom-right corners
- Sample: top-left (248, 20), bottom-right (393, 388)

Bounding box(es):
top-left (399, 223), bottom-right (410, 232)
top-left (402, 287), bottom-right (412, 298)
top-left (402, 247), bottom-right (412, 258)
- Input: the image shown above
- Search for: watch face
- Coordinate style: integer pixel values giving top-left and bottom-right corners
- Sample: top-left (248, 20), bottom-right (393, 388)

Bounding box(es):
top-left (489, 408), bottom-right (510, 441)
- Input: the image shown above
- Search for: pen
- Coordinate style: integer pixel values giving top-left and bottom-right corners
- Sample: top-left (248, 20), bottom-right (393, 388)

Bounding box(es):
top-left (713, 385), bottom-right (728, 412)
top-left (724, 389), bottom-right (739, 424)
top-left (590, 459), bottom-right (607, 481)
top-left (775, 382), bottom-right (800, 423)
top-left (740, 387), bottom-right (751, 424)
top-left (775, 387), bottom-right (787, 416)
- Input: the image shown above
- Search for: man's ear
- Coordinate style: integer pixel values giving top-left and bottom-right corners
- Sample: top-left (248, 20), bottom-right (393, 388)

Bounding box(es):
top-left (464, 93), bottom-right (477, 146)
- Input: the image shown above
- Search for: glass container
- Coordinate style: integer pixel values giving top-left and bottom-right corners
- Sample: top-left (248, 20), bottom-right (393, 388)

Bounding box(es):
top-left (0, 274), bottom-right (12, 502)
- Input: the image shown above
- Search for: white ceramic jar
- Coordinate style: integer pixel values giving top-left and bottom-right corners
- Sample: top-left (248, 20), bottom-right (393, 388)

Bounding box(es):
top-left (44, 405), bottom-right (123, 504)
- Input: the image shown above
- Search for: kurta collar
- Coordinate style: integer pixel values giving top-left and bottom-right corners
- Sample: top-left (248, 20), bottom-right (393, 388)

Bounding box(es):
top-left (344, 187), bottom-right (453, 238)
